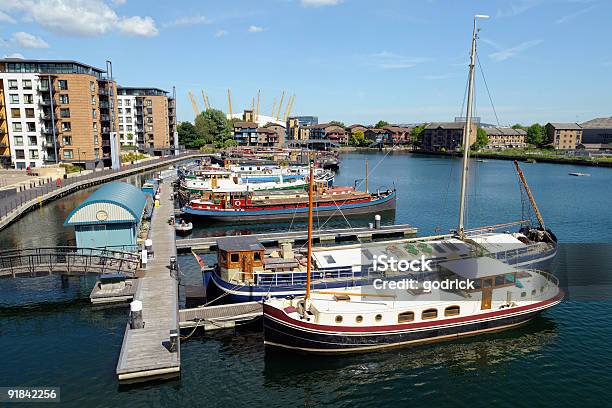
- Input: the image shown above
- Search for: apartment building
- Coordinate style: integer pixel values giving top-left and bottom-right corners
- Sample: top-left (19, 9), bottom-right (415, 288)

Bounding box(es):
top-left (0, 79), bottom-right (10, 167)
top-left (421, 122), bottom-right (477, 152)
top-left (545, 123), bottom-right (582, 150)
top-left (116, 87), bottom-right (177, 155)
top-left (483, 127), bottom-right (527, 149)
top-left (0, 58), bottom-right (119, 170)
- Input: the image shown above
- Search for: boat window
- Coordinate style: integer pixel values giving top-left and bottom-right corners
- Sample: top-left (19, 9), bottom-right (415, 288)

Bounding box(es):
top-left (398, 311), bottom-right (414, 323)
top-left (495, 275), bottom-right (506, 286)
top-left (355, 315), bottom-right (363, 323)
top-left (254, 252), bottom-right (261, 261)
top-left (421, 309), bottom-right (438, 320)
top-left (333, 294), bottom-right (350, 301)
top-left (335, 315), bottom-right (343, 323)
top-left (521, 291), bottom-right (526, 298)
top-left (445, 305), bottom-right (460, 316)
top-left (483, 279), bottom-right (493, 288)
top-left (472, 279), bottom-right (481, 290)
top-left (324, 255), bottom-right (336, 264)
top-left (505, 274), bottom-right (515, 284)
top-left (230, 253), bottom-right (239, 263)
top-left (375, 314), bottom-right (382, 322)
top-left (531, 289), bottom-right (537, 296)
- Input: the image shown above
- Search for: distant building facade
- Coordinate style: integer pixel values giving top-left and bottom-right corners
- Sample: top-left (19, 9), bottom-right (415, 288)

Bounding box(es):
top-left (295, 116), bottom-right (318, 126)
top-left (233, 121), bottom-right (258, 145)
top-left (483, 127), bottom-right (527, 149)
top-left (545, 123), bottom-right (582, 150)
top-left (421, 122), bottom-right (477, 151)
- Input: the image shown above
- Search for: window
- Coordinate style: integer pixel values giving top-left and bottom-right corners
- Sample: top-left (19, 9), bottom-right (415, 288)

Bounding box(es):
top-left (10, 108), bottom-right (20, 118)
top-left (324, 255), bottom-right (336, 264)
top-left (9, 94), bottom-right (19, 104)
top-left (58, 80), bottom-right (68, 90)
top-left (25, 108), bottom-right (34, 118)
top-left (398, 311), bottom-right (414, 323)
top-left (254, 252), bottom-right (261, 261)
top-left (118, 108), bottom-right (123, 114)
top-left (62, 136), bottom-right (72, 145)
top-left (8, 79), bottom-right (18, 90)
top-left (63, 149), bottom-right (73, 159)
top-left (375, 314), bottom-right (382, 322)
top-left (125, 108), bottom-right (131, 114)
top-left (147, 125), bottom-right (153, 131)
top-left (495, 275), bottom-right (506, 286)
top-left (521, 291), bottom-right (527, 298)
top-left (22, 79), bottom-right (32, 90)
top-left (23, 94), bottom-right (33, 104)
top-left (59, 94), bottom-right (69, 104)
top-left (147, 108), bottom-right (153, 114)
top-left (15, 149), bottom-right (25, 159)
top-left (91, 96), bottom-right (96, 105)
top-left (146, 117), bottom-right (153, 123)
top-left (145, 99), bottom-right (152, 106)
top-left (28, 136), bottom-right (37, 145)
top-left (444, 306), bottom-right (460, 317)
top-left (26, 122), bottom-right (36, 132)
top-left (118, 117), bottom-right (123, 123)
top-left (12, 123), bottom-right (22, 132)
top-left (355, 315), bottom-right (363, 323)
top-left (335, 315), bottom-right (343, 323)
top-left (126, 117), bottom-right (132, 123)
top-left (118, 99), bottom-right (122, 106)
top-left (29, 150), bottom-right (39, 159)
top-left (92, 109), bottom-right (97, 119)
top-left (61, 122), bottom-right (71, 132)
top-left (125, 99), bottom-right (131, 106)
top-left (531, 289), bottom-right (537, 296)
top-left (92, 123), bottom-right (97, 131)
top-left (60, 108), bottom-right (70, 118)
top-left (40, 79), bottom-right (49, 91)
top-left (14, 136), bottom-right (23, 146)
top-left (90, 81), bottom-right (95, 92)
top-left (119, 125), bottom-right (124, 131)
top-left (126, 125), bottom-right (132, 131)
top-left (421, 309), bottom-right (438, 320)
top-left (230, 253), bottom-right (239, 263)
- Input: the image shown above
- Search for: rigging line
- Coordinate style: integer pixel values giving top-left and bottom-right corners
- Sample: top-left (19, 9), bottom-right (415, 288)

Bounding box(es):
top-left (477, 54), bottom-right (502, 129)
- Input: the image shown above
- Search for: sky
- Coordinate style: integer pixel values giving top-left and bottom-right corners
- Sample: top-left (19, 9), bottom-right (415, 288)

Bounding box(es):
top-left (0, 0), bottom-right (611, 126)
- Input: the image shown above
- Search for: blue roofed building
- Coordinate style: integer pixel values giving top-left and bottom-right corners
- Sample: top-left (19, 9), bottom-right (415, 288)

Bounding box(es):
top-left (64, 182), bottom-right (148, 250)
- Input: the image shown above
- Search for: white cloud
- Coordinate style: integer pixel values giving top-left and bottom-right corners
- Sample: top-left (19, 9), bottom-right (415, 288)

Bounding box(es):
top-left (4, 53), bottom-right (25, 58)
top-left (0, 0), bottom-right (158, 37)
top-left (111, 0), bottom-right (126, 4)
top-left (214, 29), bottom-right (228, 38)
top-left (1, 32), bottom-right (50, 48)
top-left (555, 5), bottom-right (597, 24)
top-left (496, 0), bottom-right (541, 18)
top-left (368, 51), bottom-right (430, 69)
top-left (301, 0), bottom-right (343, 7)
top-left (117, 16), bottom-right (158, 37)
top-left (162, 14), bottom-right (211, 28)
top-left (0, 10), bottom-right (16, 23)
top-left (488, 39), bottom-right (542, 62)
top-left (248, 25), bottom-right (264, 33)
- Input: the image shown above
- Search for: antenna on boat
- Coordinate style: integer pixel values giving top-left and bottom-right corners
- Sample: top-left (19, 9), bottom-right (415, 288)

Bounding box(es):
top-left (458, 14), bottom-right (489, 239)
top-left (513, 160), bottom-right (546, 230)
top-left (305, 158), bottom-right (315, 301)
top-left (365, 159), bottom-right (369, 193)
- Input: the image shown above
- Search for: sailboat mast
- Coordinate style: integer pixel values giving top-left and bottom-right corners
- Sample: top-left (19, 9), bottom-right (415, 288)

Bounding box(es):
top-left (305, 160), bottom-right (314, 300)
top-left (458, 15), bottom-right (488, 239)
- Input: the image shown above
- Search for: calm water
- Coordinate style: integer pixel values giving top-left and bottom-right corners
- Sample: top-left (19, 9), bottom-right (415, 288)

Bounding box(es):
top-left (1, 152), bottom-right (611, 407)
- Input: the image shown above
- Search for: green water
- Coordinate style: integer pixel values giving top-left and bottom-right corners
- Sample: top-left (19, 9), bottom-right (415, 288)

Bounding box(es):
top-left (1, 152), bottom-right (611, 407)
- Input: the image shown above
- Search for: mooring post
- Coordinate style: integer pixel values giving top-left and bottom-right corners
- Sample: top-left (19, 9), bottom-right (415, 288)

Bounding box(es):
top-left (130, 300), bottom-right (144, 329)
top-left (374, 214), bottom-right (381, 229)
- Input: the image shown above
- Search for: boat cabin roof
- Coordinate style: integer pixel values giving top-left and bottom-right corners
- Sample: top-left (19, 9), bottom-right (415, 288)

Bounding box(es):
top-left (216, 236), bottom-right (264, 252)
top-left (469, 233), bottom-right (526, 252)
top-left (438, 257), bottom-right (518, 279)
top-left (312, 248), bottom-right (362, 268)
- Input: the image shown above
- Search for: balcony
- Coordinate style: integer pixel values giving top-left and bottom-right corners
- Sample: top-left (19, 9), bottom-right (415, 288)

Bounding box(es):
top-left (101, 127), bottom-right (110, 133)
top-left (42, 128), bottom-right (59, 135)
top-left (101, 140), bottom-right (111, 147)
top-left (100, 114), bottom-right (111, 122)
top-left (98, 88), bottom-right (110, 96)
top-left (100, 101), bottom-right (110, 109)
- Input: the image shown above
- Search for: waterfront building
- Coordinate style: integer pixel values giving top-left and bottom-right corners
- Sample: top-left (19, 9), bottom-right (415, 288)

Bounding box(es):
top-left (295, 116), bottom-right (318, 126)
top-left (256, 127), bottom-right (280, 147)
top-left (262, 123), bottom-right (286, 147)
top-left (117, 87), bottom-right (177, 156)
top-left (347, 124), bottom-right (367, 137)
top-left (421, 122), bottom-right (477, 152)
top-left (0, 79), bottom-right (9, 167)
top-left (545, 123), bottom-right (582, 150)
top-left (286, 117), bottom-right (300, 141)
top-left (483, 127), bottom-right (527, 149)
top-left (577, 117), bottom-right (612, 150)
top-left (233, 121), bottom-right (259, 145)
top-left (364, 128), bottom-right (390, 144)
top-left (64, 182), bottom-right (148, 249)
top-left (383, 125), bottom-right (413, 144)
top-left (307, 123), bottom-right (347, 144)
top-left (0, 58), bottom-right (120, 170)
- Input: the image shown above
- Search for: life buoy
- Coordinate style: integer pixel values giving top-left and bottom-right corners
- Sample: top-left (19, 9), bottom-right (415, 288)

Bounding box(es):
top-left (265, 168), bottom-right (272, 174)
top-left (234, 200), bottom-right (242, 206)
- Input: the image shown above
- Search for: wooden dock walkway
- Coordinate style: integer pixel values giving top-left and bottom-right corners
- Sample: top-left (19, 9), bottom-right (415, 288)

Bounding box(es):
top-left (176, 224), bottom-right (418, 252)
top-left (179, 302), bottom-right (262, 331)
top-left (116, 179), bottom-right (181, 384)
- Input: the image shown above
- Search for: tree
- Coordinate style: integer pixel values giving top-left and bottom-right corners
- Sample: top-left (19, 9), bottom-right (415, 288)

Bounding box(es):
top-left (410, 124), bottom-right (425, 144)
top-left (329, 120), bottom-right (345, 128)
top-left (177, 121), bottom-right (204, 149)
top-left (194, 108), bottom-right (232, 146)
top-left (349, 130), bottom-right (369, 147)
top-left (511, 123), bottom-right (525, 130)
top-left (375, 120), bottom-right (389, 129)
top-left (526, 123), bottom-right (546, 146)
top-left (471, 127), bottom-right (489, 150)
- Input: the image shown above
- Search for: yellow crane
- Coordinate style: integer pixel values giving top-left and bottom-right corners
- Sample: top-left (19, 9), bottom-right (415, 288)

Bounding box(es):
top-left (201, 89), bottom-right (210, 111)
top-left (227, 88), bottom-right (233, 119)
top-left (188, 91), bottom-right (200, 118)
top-left (271, 96), bottom-right (277, 117)
top-left (283, 94), bottom-right (296, 122)
top-left (276, 91), bottom-right (285, 120)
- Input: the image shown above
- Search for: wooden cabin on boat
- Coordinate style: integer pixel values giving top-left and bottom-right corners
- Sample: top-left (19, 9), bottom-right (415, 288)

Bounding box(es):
top-left (217, 236), bottom-right (265, 283)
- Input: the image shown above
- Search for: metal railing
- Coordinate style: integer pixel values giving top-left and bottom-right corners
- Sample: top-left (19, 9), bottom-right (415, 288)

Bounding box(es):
top-left (0, 246), bottom-right (141, 278)
top-left (0, 151), bottom-right (198, 222)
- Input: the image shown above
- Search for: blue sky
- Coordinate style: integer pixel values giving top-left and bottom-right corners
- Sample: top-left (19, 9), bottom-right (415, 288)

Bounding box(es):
top-left (1, 0), bottom-right (611, 125)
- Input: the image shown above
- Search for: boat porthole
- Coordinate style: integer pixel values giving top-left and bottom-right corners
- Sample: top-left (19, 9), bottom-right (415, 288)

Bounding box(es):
top-left (335, 315), bottom-right (343, 323)
top-left (356, 315), bottom-right (363, 323)
top-left (375, 314), bottom-right (382, 322)
top-left (521, 291), bottom-right (526, 298)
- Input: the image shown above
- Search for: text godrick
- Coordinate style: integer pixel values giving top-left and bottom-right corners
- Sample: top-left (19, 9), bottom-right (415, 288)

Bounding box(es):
top-left (373, 278), bottom-right (476, 292)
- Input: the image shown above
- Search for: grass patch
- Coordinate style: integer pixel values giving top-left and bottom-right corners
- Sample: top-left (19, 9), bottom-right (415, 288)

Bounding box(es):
top-left (121, 152), bottom-right (148, 163)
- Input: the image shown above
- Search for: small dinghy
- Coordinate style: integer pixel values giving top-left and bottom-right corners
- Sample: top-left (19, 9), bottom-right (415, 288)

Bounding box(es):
top-left (569, 172), bottom-right (590, 177)
top-left (175, 219), bottom-right (193, 234)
